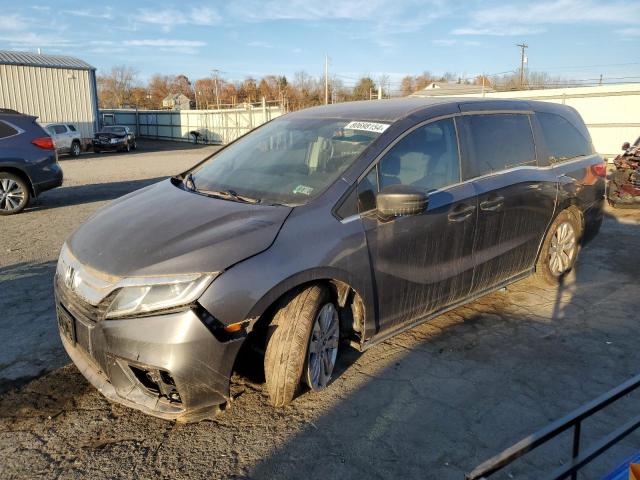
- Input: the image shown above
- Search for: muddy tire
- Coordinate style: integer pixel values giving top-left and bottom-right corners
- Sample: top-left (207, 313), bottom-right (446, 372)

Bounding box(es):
top-left (264, 285), bottom-right (338, 407)
top-left (533, 209), bottom-right (581, 286)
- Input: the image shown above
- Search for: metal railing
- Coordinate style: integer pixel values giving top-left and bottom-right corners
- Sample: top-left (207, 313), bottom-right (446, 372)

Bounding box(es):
top-left (466, 373), bottom-right (640, 480)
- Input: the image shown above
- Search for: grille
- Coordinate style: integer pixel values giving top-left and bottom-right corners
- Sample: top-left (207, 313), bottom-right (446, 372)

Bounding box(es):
top-left (55, 274), bottom-right (108, 324)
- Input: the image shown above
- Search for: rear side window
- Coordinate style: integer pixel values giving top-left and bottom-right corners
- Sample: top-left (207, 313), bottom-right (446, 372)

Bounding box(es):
top-left (537, 112), bottom-right (592, 162)
top-left (460, 114), bottom-right (536, 180)
top-left (0, 120), bottom-right (18, 139)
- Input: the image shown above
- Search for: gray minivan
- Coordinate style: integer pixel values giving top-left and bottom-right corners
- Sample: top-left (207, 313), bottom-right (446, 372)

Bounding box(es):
top-left (55, 98), bottom-right (605, 421)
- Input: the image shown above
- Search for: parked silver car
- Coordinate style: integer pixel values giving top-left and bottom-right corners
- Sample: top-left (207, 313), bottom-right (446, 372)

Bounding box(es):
top-left (45, 123), bottom-right (82, 157)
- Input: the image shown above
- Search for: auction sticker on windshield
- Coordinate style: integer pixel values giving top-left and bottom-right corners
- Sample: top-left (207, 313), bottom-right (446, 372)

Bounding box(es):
top-left (344, 121), bottom-right (390, 133)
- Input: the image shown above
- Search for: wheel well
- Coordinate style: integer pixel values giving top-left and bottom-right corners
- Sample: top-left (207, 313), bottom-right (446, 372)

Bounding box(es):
top-left (232, 279), bottom-right (365, 380)
top-left (563, 204), bottom-right (585, 240)
top-left (0, 167), bottom-right (34, 197)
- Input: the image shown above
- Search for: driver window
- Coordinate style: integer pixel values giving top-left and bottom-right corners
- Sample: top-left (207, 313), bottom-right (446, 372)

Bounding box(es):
top-left (378, 118), bottom-right (461, 193)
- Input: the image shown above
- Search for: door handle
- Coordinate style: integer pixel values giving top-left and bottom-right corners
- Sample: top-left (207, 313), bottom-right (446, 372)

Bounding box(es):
top-left (448, 204), bottom-right (476, 222)
top-left (480, 196), bottom-right (504, 212)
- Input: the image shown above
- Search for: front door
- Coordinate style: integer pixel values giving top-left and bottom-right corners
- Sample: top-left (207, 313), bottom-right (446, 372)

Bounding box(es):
top-left (359, 117), bottom-right (478, 335)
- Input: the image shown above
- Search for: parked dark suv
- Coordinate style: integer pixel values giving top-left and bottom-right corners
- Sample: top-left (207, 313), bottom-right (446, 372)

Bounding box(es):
top-left (0, 109), bottom-right (63, 214)
top-left (55, 98), bottom-right (605, 421)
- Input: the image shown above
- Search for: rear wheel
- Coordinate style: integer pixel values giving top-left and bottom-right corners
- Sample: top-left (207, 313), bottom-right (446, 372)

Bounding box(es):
top-left (0, 173), bottom-right (29, 215)
top-left (533, 209), bottom-right (581, 285)
top-left (70, 141), bottom-right (81, 157)
top-left (264, 285), bottom-right (339, 407)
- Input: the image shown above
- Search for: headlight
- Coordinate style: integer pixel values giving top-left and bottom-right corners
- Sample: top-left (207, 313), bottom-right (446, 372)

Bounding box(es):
top-left (106, 274), bottom-right (215, 318)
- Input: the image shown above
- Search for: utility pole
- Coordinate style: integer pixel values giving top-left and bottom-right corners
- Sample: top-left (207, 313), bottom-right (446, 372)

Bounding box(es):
top-left (517, 43), bottom-right (528, 89)
top-left (324, 54), bottom-right (329, 105)
top-left (211, 69), bottom-right (221, 110)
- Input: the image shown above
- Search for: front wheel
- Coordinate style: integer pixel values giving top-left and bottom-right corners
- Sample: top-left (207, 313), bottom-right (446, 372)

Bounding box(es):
top-left (264, 285), bottom-right (339, 407)
top-left (70, 141), bottom-right (81, 157)
top-left (533, 209), bottom-right (581, 285)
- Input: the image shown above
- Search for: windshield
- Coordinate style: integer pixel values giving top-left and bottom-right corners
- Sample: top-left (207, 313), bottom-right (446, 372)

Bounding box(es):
top-left (103, 127), bottom-right (126, 134)
top-left (190, 117), bottom-right (385, 205)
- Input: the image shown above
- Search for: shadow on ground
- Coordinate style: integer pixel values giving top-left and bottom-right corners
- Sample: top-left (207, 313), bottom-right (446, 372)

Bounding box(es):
top-left (246, 211), bottom-right (640, 480)
top-left (26, 177), bottom-right (164, 212)
top-left (0, 261), bottom-right (61, 392)
top-left (0, 210), bottom-right (639, 479)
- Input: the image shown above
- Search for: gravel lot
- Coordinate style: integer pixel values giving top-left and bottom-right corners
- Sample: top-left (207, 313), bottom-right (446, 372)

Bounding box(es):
top-left (1, 142), bottom-right (640, 479)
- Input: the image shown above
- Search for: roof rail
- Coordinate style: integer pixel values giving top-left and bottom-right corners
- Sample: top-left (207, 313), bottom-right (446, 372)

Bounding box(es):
top-left (0, 108), bottom-right (22, 115)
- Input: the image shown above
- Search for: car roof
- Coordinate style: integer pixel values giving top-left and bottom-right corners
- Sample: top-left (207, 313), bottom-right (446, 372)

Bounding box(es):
top-left (284, 97), bottom-right (574, 123)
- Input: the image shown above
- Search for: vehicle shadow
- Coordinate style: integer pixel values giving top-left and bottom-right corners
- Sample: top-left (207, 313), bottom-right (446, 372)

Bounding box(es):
top-left (245, 209), bottom-right (640, 479)
top-left (0, 261), bottom-right (66, 395)
top-left (26, 177), bottom-right (165, 212)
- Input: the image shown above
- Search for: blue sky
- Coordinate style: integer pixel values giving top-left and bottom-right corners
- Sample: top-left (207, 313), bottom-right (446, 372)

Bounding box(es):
top-left (0, 0), bottom-right (638, 90)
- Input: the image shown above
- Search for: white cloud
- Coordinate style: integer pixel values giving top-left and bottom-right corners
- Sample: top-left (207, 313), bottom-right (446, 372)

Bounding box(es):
top-left (471, 0), bottom-right (640, 25)
top-left (454, 0), bottom-right (640, 36)
top-left (137, 6), bottom-right (221, 31)
top-left (433, 39), bottom-right (481, 46)
top-left (0, 14), bottom-right (28, 32)
top-left (247, 40), bottom-right (272, 48)
top-left (123, 39), bottom-right (206, 47)
top-left (63, 8), bottom-right (113, 19)
top-left (452, 26), bottom-right (544, 36)
top-left (0, 32), bottom-right (73, 48)
top-left (618, 27), bottom-right (640, 36)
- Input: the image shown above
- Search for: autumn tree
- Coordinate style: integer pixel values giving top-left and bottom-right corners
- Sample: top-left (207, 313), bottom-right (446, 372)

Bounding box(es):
top-left (97, 65), bottom-right (138, 108)
top-left (352, 77), bottom-right (376, 100)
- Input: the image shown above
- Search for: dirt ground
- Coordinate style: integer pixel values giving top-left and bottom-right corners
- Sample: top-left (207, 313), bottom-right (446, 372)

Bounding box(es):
top-left (1, 143), bottom-right (640, 479)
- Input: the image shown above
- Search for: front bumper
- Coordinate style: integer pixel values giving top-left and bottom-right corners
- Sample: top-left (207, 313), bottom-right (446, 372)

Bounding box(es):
top-left (55, 279), bottom-right (244, 422)
top-left (93, 140), bottom-right (125, 150)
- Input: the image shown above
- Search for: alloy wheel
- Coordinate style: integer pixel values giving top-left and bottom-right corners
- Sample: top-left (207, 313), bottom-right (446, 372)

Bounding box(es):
top-left (306, 303), bottom-right (339, 391)
top-left (549, 221), bottom-right (576, 276)
top-left (0, 177), bottom-right (26, 213)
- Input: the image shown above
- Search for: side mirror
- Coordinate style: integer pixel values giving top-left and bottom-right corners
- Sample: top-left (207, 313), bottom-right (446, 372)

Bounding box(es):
top-left (622, 142), bottom-right (631, 151)
top-left (376, 184), bottom-right (428, 219)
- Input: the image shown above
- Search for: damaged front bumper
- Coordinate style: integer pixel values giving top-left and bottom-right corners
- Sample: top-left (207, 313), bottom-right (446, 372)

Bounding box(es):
top-left (55, 278), bottom-right (244, 422)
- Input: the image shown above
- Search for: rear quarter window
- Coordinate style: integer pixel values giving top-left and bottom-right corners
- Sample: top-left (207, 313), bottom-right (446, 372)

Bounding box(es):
top-left (536, 112), bottom-right (593, 163)
top-left (0, 120), bottom-right (19, 139)
top-left (459, 113), bottom-right (536, 180)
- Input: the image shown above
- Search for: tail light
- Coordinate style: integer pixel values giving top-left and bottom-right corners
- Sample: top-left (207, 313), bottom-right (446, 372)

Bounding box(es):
top-left (591, 162), bottom-right (607, 177)
top-left (32, 136), bottom-right (55, 150)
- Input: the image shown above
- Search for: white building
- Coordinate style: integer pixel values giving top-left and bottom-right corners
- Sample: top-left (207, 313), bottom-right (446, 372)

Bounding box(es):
top-left (412, 83), bottom-right (640, 158)
top-left (0, 50), bottom-right (99, 140)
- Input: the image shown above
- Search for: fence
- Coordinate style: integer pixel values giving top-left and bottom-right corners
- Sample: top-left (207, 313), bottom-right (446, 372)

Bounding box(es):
top-left (100, 101), bottom-right (284, 145)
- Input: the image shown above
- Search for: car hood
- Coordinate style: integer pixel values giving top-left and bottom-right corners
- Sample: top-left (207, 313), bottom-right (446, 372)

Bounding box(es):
top-left (67, 179), bottom-right (292, 277)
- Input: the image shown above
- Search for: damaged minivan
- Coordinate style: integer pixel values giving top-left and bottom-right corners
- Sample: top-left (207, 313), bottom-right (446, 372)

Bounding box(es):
top-left (55, 98), bottom-right (605, 421)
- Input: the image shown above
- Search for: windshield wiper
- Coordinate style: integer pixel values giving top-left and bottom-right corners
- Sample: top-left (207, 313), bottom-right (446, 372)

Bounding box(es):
top-left (197, 189), bottom-right (261, 204)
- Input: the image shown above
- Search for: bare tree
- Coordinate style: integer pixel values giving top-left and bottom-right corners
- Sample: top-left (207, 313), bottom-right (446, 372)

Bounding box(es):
top-left (97, 65), bottom-right (138, 108)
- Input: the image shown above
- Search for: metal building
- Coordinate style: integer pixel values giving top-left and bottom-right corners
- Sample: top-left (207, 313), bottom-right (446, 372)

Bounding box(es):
top-left (0, 50), bottom-right (99, 141)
